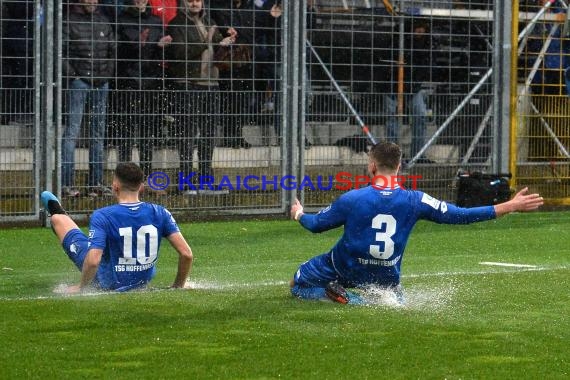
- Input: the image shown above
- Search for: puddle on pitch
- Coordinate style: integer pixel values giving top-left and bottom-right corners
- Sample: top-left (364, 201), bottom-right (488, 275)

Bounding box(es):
top-left (357, 280), bottom-right (459, 311)
top-left (48, 279), bottom-right (459, 312)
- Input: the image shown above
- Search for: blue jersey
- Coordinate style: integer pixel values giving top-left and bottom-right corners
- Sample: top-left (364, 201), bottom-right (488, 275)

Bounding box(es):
top-left (88, 202), bottom-right (180, 290)
top-left (299, 186), bottom-right (496, 286)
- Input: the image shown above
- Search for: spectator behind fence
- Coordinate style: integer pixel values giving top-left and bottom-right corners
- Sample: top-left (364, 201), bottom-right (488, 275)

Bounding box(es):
top-left (380, 20), bottom-right (434, 163)
top-left (3, 0), bottom-right (34, 124)
top-left (523, 0), bottom-right (570, 160)
top-left (210, 0), bottom-right (255, 149)
top-left (253, 0), bottom-right (282, 145)
top-left (100, 0), bottom-right (125, 21)
top-left (149, 0), bottom-right (178, 25)
top-left (166, 0), bottom-right (235, 193)
top-left (0, 2), bottom-right (6, 122)
top-left (62, 0), bottom-right (115, 198)
top-left (526, 0), bottom-right (569, 96)
top-left (115, 0), bottom-right (172, 177)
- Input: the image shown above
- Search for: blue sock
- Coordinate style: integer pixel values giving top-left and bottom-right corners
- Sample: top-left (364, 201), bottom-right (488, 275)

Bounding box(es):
top-left (346, 291), bottom-right (366, 305)
top-left (291, 284), bottom-right (326, 300)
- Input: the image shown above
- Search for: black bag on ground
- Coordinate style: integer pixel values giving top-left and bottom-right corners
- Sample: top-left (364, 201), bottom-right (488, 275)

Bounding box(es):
top-left (334, 134), bottom-right (369, 153)
top-left (456, 172), bottom-right (512, 207)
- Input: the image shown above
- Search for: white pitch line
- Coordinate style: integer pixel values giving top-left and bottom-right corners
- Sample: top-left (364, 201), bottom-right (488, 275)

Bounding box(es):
top-left (479, 261), bottom-right (538, 268)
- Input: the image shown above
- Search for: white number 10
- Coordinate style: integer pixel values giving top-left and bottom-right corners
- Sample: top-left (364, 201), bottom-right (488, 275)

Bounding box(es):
top-left (118, 225), bottom-right (159, 265)
top-left (369, 214), bottom-right (396, 259)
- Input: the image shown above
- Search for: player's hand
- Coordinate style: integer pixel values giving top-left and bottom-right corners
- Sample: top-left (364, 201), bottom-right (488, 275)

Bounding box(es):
top-left (290, 198), bottom-right (304, 220)
top-left (170, 282), bottom-right (191, 289)
top-left (511, 187), bottom-right (544, 212)
top-left (53, 283), bottom-right (82, 294)
top-left (495, 187), bottom-right (543, 217)
top-left (64, 284), bottom-right (82, 294)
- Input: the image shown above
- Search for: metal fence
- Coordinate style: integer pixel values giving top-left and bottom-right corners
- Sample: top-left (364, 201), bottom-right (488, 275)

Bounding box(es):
top-left (0, 0), bottom-right (565, 223)
top-left (304, 0), bottom-right (497, 209)
top-left (515, 0), bottom-right (570, 205)
top-left (0, 0), bottom-right (39, 222)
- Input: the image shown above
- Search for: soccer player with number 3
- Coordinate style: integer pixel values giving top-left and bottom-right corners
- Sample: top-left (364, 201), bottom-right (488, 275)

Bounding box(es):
top-left (289, 142), bottom-right (544, 305)
top-left (41, 162), bottom-right (193, 294)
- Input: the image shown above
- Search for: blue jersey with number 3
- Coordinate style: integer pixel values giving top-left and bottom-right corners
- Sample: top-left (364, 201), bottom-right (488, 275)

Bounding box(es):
top-left (299, 186), bottom-right (496, 286)
top-left (88, 202), bottom-right (180, 290)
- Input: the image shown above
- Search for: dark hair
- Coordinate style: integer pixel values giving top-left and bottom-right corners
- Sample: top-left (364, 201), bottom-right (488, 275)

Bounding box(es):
top-left (114, 162), bottom-right (144, 191)
top-left (179, 0), bottom-right (205, 16)
top-left (369, 141), bottom-right (402, 171)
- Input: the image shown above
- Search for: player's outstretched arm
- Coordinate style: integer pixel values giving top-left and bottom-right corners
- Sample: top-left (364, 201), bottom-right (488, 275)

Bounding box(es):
top-left (167, 232), bottom-right (193, 288)
top-left (494, 187), bottom-right (544, 217)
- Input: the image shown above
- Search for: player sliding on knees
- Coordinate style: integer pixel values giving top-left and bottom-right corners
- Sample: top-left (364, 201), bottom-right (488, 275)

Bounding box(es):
top-left (41, 162), bottom-right (193, 294)
top-left (289, 142), bottom-right (544, 305)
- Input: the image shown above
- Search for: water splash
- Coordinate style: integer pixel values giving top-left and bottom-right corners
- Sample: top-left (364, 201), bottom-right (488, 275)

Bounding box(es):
top-left (51, 283), bottom-right (107, 297)
top-left (52, 283), bottom-right (70, 294)
top-left (354, 279), bottom-right (459, 311)
top-left (356, 286), bottom-right (405, 308)
top-left (402, 280), bottom-right (459, 311)
top-left (184, 280), bottom-right (227, 290)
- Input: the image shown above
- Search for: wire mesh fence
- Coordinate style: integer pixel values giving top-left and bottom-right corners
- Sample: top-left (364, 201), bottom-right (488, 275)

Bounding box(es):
top-left (305, 0), bottom-right (495, 205)
top-left (0, 0), bottom-right (568, 222)
top-left (516, 0), bottom-right (570, 204)
top-left (0, 0), bottom-right (38, 220)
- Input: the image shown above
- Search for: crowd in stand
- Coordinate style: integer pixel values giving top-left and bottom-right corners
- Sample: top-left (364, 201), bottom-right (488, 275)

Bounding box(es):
top-left (0, 0), bottom-right (35, 124)
top-left (1, 0), bottom-right (283, 197)
top-left (2, 0), bottom-right (569, 196)
top-left (61, 0), bottom-right (283, 197)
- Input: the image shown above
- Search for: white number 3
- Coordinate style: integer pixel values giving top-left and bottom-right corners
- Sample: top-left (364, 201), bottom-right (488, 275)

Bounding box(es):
top-left (369, 214), bottom-right (396, 259)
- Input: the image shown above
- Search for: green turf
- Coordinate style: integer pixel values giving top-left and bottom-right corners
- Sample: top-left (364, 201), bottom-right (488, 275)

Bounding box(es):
top-left (0, 212), bottom-right (569, 379)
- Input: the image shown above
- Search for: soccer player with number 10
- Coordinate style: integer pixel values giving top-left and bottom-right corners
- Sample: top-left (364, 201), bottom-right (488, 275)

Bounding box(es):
top-left (41, 162), bottom-right (193, 293)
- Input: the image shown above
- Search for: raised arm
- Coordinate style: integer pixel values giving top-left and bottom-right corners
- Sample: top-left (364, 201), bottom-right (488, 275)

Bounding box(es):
top-left (494, 187), bottom-right (544, 217)
top-left (166, 232), bottom-right (193, 288)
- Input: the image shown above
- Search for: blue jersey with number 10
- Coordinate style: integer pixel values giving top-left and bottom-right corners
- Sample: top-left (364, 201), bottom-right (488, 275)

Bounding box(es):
top-left (299, 186), bottom-right (496, 286)
top-left (88, 202), bottom-right (180, 290)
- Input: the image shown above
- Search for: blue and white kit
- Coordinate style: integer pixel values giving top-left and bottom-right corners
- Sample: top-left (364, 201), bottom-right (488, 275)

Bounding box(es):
top-left (294, 186), bottom-right (496, 288)
top-left (62, 202), bottom-right (180, 291)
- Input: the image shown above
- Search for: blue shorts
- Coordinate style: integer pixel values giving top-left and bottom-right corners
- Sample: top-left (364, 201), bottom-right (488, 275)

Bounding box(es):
top-left (61, 229), bottom-right (149, 292)
top-left (62, 228), bottom-right (90, 272)
top-left (293, 252), bottom-right (357, 289)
